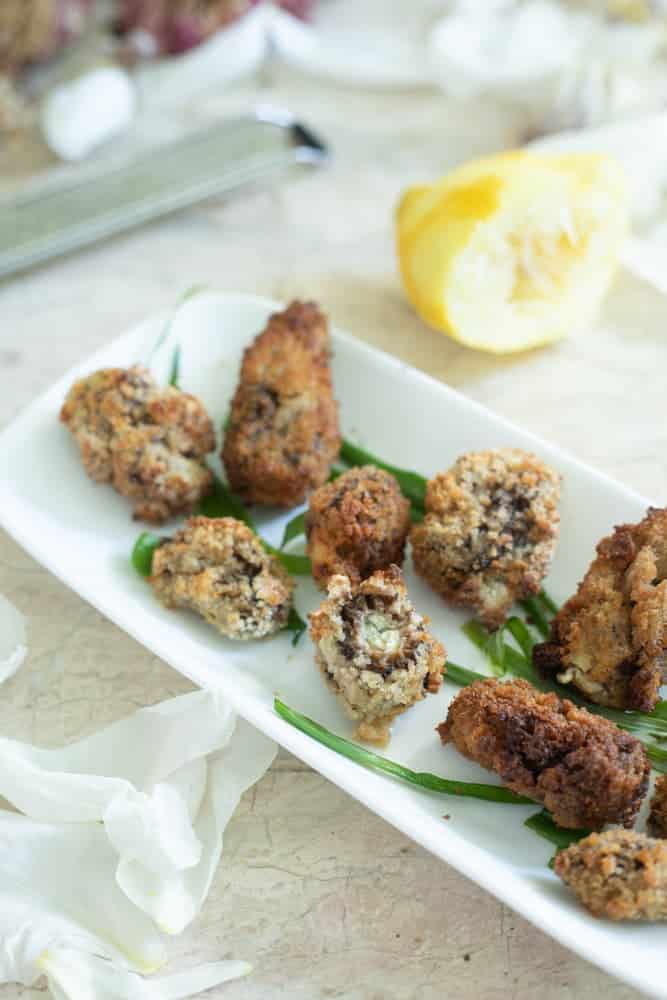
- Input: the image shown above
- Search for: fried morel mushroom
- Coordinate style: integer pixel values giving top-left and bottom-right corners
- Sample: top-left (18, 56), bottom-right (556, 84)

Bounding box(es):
top-left (222, 300), bottom-right (340, 507)
top-left (411, 449), bottom-right (560, 629)
top-left (309, 566), bottom-right (445, 746)
top-left (534, 507), bottom-right (667, 711)
top-left (438, 678), bottom-right (649, 829)
top-left (60, 366), bottom-right (215, 524)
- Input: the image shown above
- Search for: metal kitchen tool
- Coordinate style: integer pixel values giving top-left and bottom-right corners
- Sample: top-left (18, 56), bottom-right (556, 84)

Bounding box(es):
top-left (0, 107), bottom-right (328, 280)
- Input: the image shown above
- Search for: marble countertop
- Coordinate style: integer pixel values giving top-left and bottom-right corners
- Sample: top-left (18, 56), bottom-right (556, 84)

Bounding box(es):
top-left (1, 63), bottom-right (665, 999)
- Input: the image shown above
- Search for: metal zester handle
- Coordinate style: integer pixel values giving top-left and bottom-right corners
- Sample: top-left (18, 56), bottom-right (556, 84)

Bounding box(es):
top-left (0, 108), bottom-right (328, 280)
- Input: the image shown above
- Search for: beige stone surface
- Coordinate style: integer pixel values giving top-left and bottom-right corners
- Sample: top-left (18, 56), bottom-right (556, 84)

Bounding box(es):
top-left (1, 60), bottom-right (665, 998)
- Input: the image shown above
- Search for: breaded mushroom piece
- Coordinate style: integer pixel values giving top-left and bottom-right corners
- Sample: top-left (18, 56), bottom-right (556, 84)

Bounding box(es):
top-left (438, 678), bottom-right (649, 829)
top-left (648, 775), bottom-right (667, 838)
top-left (555, 830), bottom-right (667, 921)
top-left (222, 300), bottom-right (340, 507)
top-left (309, 565), bottom-right (445, 746)
top-left (60, 366), bottom-right (215, 524)
top-left (305, 465), bottom-right (411, 589)
top-left (150, 516), bottom-right (294, 640)
top-left (533, 507), bottom-right (667, 712)
top-left (411, 449), bottom-right (560, 630)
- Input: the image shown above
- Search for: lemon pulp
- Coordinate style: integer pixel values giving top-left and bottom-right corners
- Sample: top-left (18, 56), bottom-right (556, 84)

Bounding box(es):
top-left (396, 151), bottom-right (628, 354)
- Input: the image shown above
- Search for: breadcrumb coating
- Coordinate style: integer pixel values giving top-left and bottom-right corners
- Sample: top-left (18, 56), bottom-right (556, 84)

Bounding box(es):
top-left (555, 829), bottom-right (667, 921)
top-left (438, 678), bottom-right (649, 829)
top-left (309, 566), bottom-right (445, 746)
top-left (222, 300), bottom-right (340, 507)
top-left (60, 366), bottom-right (215, 524)
top-left (305, 465), bottom-right (411, 589)
top-left (411, 449), bottom-right (560, 629)
top-left (533, 507), bottom-right (667, 711)
top-left (648, 775), bottom-right (667, 838)
top-left (150, 516), bottom-right (294, 640)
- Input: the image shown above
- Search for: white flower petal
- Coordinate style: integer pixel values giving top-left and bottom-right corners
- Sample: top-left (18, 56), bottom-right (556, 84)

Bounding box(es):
top-left (0, 814), bottom-right (166, 985)
top-left (116, 720), bottom-right (277, 934)
top-left (0, 691), bottom-right (235, 823)
top-left (40, 949), bottom-right (250, 1000)
top-left (0, 693), bottom-right (274, 993)
top-left (0, 592), bottom-right (27, 684)
top-left (55, 690), bottom-right (237, 791)
top-left (156, 960), bottom-right (252, 999)
top-left (104, 775), bottom-right (203, 877)
top-left (164, 757), bottom-right (208, 825)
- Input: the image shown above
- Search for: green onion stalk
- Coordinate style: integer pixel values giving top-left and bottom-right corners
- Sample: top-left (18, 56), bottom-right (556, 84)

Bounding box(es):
top-left (274, 699), bottom-right (531, 804)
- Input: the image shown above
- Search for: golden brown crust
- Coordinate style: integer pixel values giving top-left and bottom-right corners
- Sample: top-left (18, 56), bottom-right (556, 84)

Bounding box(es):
top-left (438, 678), bottom-right (649, 829)
top-left (222, 301), bottom-right (340, 507)
top-left (60, 366), bottom-right (215, 524)
top-left (309, 565), bottom-right (445, 746)
top-left (150, 516), bottom-right (294, 640)
top-left (533, 507), bottom-right (667, 711)
top-left (648, 775), bottom-right (667, 838)
top-left (410, 449), bottom-right (560, 629)
top-left (305, 465), bottom-right (411, 589)
top-left (555, 829), bottom-right (667, 921)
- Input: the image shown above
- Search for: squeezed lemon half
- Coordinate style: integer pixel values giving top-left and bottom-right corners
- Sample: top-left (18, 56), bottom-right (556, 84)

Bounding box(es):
top-left (396, 151), bottom-right (628, 354)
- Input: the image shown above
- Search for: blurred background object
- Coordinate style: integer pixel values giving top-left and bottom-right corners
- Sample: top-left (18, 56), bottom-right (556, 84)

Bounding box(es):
top-left (115, 0), bottom-right (313, 58)
top-left (2, 0), bottom-right (667, 307)
top-left (430, 0), bottom-right (667, 131)
top-left (0, 0), bottom-right (93, 76)
top-left (2, 1), bottom-right (667, 151)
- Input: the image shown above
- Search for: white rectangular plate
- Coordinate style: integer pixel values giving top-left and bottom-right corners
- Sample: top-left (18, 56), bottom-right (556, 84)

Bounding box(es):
top-left (0, 292), bottom-right (661, 997)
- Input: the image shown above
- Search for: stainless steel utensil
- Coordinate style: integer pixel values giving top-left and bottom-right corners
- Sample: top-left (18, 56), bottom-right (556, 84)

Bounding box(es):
top-left (0, 106), bottom-right (328, 279)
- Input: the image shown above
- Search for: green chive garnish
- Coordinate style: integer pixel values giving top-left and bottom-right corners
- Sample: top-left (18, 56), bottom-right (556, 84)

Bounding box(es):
top-left (339, 439), bottom-right (427, 509)
top-left (274, 698), bottom-right (531, 804)
top-left (131, 532), bottom-right (163, 577)
top-left (168, 345), bottom-right (181, 388)
top-left (281, 512), bottom-right (306, 549)
top-left (518, 596), bottom-right (550, 639)
top-left (197, 475), bottom-right (256, 529)
top-left (285, 607), bottom-right (307, 646)
top-left (525, 808), bottom-right (590, 866)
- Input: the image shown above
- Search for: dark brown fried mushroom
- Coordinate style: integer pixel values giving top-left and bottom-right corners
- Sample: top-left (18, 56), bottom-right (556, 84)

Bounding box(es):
top-left (222, 300), bottom-right (340, 507)
top-left (306, 465), bottom-right (411, 589)
top-left (438, 678), bottom-right (649, 829)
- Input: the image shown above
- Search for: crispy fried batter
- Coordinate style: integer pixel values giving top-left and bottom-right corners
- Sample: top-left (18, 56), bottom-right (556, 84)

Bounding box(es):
top-left (438, 678), bottom-right (649, 829)
top-left (533, 507), bottom-right (667, 711)
top-left (150, 516), bottom-right (294, 640)
top-left (648, 775), bottom-right (667, 838)
top-left (555, 829), bottom-right (667, 921)
top-left (305, 465), bottom-right (411, 589)
top-left (222, 301), bottom-right (340, 507)
top-left (60, 366), bottom-right (215, 524)
top-left (309, 566), bottom-right (445, 746)
top-left (410, 449), bottom-right (560, 629)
